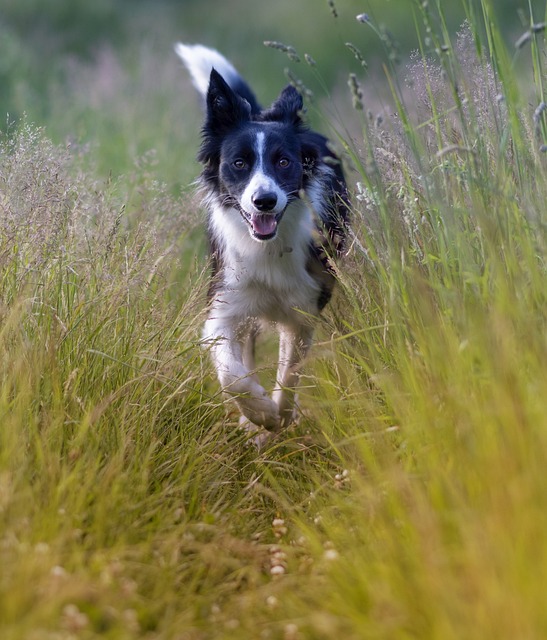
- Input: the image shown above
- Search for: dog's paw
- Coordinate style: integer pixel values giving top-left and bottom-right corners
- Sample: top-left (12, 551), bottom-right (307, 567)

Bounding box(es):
top-left (236, 393), bottom-right (280, 431)
top-left (221, 376), bottom-right (280, 431)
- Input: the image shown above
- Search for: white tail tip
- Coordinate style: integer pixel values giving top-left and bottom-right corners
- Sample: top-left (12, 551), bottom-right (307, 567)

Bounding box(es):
top-left (174, 43), bottom-right (240, 98)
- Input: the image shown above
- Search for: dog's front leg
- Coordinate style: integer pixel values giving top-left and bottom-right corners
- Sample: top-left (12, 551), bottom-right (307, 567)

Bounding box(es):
top-left (272, 323), bottom-right (314, 429)
top-left (203, 316), bottom-right (280, 431)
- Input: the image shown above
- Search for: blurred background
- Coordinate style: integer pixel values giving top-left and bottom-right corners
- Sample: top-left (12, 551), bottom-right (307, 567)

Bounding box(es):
top-left (1, 0), bottom-right (544, 190)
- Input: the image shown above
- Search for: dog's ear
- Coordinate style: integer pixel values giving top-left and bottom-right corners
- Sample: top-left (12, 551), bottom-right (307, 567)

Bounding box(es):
top-left (262, 85), bottom-right (304, 126)
top-left (205, 68), bottom-right (251, 132)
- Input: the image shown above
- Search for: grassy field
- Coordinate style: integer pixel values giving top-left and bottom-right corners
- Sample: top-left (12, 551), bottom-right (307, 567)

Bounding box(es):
top-left (1, 1), bottom-right (547, 638)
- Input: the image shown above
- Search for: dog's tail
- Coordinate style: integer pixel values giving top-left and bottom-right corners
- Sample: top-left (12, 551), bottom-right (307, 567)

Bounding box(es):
top-left (174, 43), bottom-right (261, 114)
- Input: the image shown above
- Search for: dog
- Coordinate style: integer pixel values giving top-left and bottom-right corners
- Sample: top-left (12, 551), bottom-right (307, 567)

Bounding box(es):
top-left (175, 43), bottom-right (349, 439)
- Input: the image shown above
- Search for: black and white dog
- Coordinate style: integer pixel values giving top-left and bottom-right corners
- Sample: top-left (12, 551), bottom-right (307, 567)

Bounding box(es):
top-left (175, 44), bottom-right (349, 437)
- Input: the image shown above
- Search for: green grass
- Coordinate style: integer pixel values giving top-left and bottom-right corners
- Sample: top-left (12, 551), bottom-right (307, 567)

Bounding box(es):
top-left (1, 1), bottom-right (547, 638)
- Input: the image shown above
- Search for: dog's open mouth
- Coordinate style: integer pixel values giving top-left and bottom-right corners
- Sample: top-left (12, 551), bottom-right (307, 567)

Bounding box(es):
top-left (239, 209), bottom-right (284, 241)
top-left (250, 212), bottom-right (279, 239)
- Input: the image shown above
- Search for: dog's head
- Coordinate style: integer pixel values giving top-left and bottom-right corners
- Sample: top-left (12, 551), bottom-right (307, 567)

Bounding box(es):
top-left (198, 69), bottom-right (319, 242)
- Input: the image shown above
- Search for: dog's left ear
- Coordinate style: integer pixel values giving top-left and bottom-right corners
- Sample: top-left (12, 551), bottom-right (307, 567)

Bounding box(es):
top-left (262, 85), bottom-right (304, 126)
top-left (205, 68), bottom-right (252, 133)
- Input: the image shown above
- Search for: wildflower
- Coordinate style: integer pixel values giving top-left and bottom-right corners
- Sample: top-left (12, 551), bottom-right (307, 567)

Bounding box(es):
top-left (284, 69), bottom-right (313, 100)
top-left (263, 41), bottom-right (300, 62)
top-left (334, 469), bottom-right (351, 489)
top-left (323, 541), bottom-right (340, 560)
top-left (270, 545), bottom-right (288, 576)
top-left (270, 564), bottom-right (286, 576)
top-left (356, 13), bottom-right (371, 24)
top-left (323, 548), bottom-right (340, 561)
top-left (345, 42), bottom-right (368, 69)
top-left (304, 53), bottom-right (316, 67)
top-left (348, 73), bottom-right (364, 110)
top-left (272, 517), bottom-right (288, 538)
top-left (270, 549), bottom-right (287, 565)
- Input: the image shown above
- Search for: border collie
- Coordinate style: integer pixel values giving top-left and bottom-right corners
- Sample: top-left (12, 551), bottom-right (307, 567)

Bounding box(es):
top-left (175, 44), bottom-right (349, 440)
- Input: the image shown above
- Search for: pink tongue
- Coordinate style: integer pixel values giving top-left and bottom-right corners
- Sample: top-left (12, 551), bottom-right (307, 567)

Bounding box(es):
top-left (251, 213), bottom-right (277, 236)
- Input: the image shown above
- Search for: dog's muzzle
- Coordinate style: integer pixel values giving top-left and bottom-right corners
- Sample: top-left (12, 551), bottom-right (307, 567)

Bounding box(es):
top-left (237, 202), bottom-right (285, 241)
top-left (243, 190), bottom-right (283, 240)
top-left (248, 211), bottom-right (282, 239)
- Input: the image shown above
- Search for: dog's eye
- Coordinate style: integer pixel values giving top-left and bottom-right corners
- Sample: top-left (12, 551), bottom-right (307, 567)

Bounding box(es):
top-left (278, 158), bottom-right (291, 168)
top-left (233, 159), bottom-right (247, 170)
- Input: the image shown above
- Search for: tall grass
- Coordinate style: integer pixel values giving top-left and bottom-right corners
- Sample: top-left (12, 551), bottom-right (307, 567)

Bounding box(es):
top-left (1, 1), bottom-right (546, 638)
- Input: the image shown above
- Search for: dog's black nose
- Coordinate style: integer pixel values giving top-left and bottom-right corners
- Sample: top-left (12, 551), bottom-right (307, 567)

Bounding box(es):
top-left (252, 191), bottom-right (278, 212)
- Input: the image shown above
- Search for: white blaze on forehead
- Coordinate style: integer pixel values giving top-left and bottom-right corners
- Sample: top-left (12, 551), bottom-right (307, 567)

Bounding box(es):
top-left (240, 131), bottom-right (288, 215)
top-left (256, 131), bottom-right (266, 168)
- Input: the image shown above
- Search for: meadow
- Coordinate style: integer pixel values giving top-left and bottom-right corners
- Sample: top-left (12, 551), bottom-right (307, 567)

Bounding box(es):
top-left (1, 1), bottom-right (547, 638)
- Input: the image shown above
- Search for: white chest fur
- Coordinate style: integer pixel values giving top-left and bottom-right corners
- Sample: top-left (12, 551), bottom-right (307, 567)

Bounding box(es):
top-left (209, 200), bottom-right (320, 323)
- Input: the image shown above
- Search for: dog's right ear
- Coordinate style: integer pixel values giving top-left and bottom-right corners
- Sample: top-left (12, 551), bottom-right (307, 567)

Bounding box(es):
top-left (205, 69), bottom-right (251, 133)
